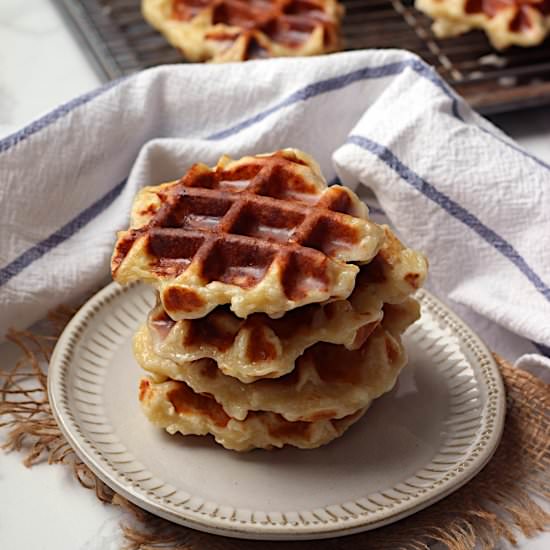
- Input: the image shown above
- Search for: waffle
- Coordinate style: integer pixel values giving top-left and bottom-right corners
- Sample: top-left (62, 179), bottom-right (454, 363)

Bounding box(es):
top-left (112, 149), bottom-right (384, 320)
top-left (416, 0), bottom-right (550, 49)
top-left (142, 0), bottom-right (343, 62)
top-left (351, 225), bottom-right (429, 312)
top-left (138, 225), bottom-right (425, 382)
top-left (139, 377), bottom-right (367, 451)
top-left (135, 298), bottom-right (418, 422)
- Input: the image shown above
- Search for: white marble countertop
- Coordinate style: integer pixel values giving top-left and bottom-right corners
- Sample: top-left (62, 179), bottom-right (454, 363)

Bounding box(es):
top-left (0, 1), bottom-right (548, 549)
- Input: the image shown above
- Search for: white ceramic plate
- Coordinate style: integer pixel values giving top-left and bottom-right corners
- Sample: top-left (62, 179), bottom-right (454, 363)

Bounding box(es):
top-left (48, 282), bottom-right (505, 540)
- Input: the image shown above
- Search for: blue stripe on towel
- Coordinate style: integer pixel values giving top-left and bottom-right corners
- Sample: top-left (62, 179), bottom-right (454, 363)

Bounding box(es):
top-left (0, 77), bottom-right (126, 154)
top-left (533, 341), bottom-right (550, 358)
top-left (206, 58), bottom-right (460, 141)
top-left (0, 179), bottom-right (127, 286)
top-left (346, 134), bottom-right (550, 302)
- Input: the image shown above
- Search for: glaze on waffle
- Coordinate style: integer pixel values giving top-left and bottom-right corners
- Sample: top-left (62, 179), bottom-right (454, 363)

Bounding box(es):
top-left (112, 149), bottom-right (384, 320)
top-left (135, 298), bottom-right (418, 422)
top-left (142, 0), bottom-right (343, 62)
top-left (416, 0), bottom-right (550, 49)
top-left (139, 377), bottom-right (367, 451)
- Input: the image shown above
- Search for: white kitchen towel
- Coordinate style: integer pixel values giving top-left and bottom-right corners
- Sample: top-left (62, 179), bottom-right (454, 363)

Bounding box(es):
top-left (0, 49), bottom-right (549, 369)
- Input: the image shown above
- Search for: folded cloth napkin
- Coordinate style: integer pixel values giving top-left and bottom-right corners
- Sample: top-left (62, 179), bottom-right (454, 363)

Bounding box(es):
top-left (0, 49), bottom-right (549, 373)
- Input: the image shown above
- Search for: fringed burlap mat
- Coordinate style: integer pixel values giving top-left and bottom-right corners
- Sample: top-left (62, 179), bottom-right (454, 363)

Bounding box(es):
top-left (1, 308), bottom-right (549, 550)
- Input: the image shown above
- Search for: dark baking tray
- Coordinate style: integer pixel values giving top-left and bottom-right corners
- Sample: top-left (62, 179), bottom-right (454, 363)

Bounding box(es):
top-left (53, 0), bottom-right (550, 115)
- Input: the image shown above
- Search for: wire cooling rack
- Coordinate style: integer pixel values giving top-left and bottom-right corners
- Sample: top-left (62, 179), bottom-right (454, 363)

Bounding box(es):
top-left (53, 0), bottom-right (550, 114)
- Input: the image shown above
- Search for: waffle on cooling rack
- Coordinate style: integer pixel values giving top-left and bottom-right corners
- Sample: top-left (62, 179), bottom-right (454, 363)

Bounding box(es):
top-left (112, 149), bottom-right (384, 320)
top-left (416, 0), bottom-right (550, 49)
top-left (142, 0), bottom-right (343, 62)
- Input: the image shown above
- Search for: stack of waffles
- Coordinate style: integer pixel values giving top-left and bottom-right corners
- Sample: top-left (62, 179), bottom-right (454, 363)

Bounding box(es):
top-left (111, 149), bottom-right (428, 451)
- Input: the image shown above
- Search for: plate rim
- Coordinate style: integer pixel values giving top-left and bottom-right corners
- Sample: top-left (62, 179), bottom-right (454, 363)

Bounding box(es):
top-left (48, 281), bottom-right (506, 540)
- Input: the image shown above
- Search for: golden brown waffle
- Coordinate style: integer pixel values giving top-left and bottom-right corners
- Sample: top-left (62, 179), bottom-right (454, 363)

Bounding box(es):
top-left (144, 297), bottom-right (383, 383)
top-left (139, 377), bottom-right (367, 451)
top-left (112, 149), bottom-right (385, 320)
top-left (351, 225), bottom-right (429, 312)
top-left (142, 0), bottom-right (343, 62)
top-left (138, 225), bottom-right (426, 382)
top-left (135, 298), bottom-right (418, 422)
top-left (416, 0), bottom-right (550, 49)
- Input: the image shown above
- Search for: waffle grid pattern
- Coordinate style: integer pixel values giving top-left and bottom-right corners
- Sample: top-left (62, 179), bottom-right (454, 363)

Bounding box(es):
top-left (143, 0), bottom-right (343, 61)
top-left (416, 0), bottom-right (550, 49)
top-left (112, 150), bottom-right (383, 320)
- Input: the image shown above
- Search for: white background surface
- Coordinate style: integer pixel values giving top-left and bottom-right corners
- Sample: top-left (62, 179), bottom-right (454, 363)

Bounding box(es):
top-left (0, 1), bottom-right (548, 549)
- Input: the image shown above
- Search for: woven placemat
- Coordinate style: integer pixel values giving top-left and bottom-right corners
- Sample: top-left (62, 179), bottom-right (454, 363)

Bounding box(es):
top-left (1, 307), bottom-right (549, 550)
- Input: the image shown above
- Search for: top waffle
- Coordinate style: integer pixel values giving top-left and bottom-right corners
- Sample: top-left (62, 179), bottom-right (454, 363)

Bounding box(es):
top-left (142, 0), bottom-right (343, 62)
top-left (416, 0), bottom-right (550, 49)
top-left (112, 149), bottom-right (384, 320)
